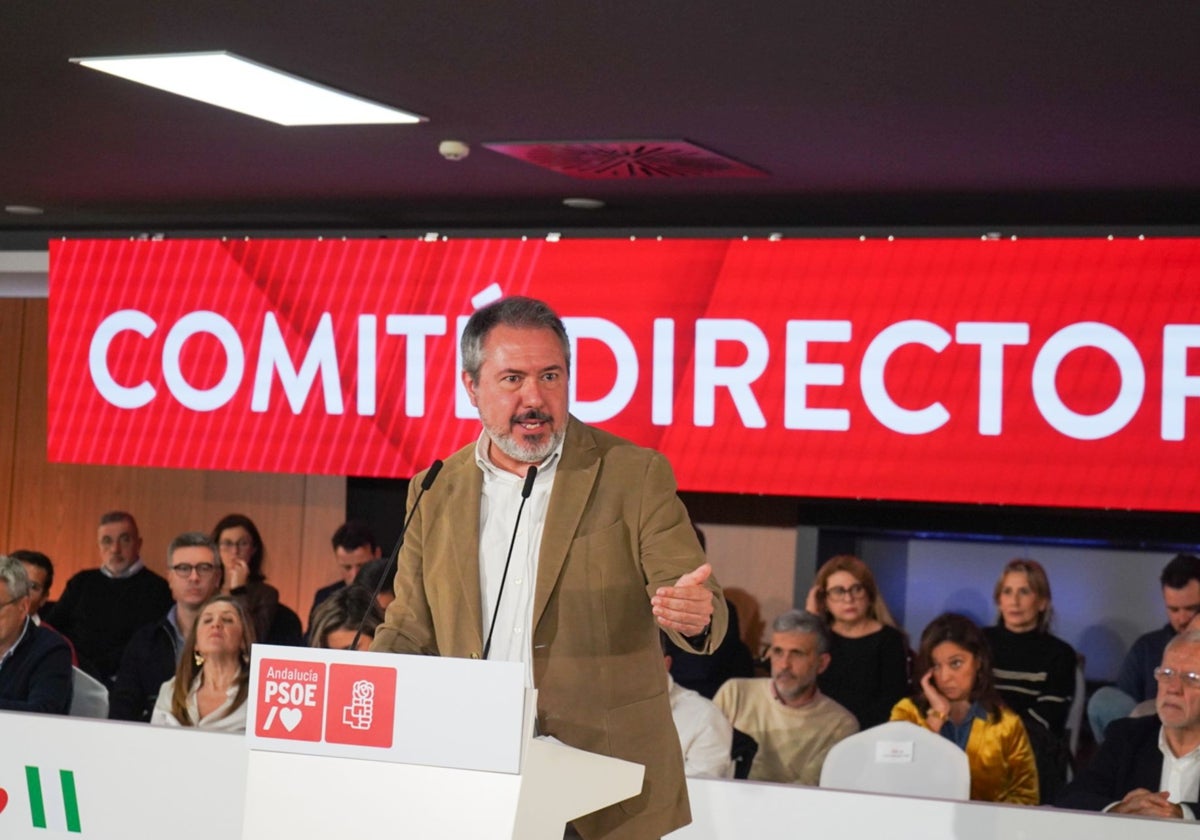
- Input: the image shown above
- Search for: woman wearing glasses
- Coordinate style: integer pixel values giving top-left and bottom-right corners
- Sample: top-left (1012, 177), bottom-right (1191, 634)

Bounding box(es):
top-left (151, 595), bottom-right (253, 732)
top-left (806, 555), bottom-right (909, 729)
top-left (983, 558), bottom-right (1078, 802)
top-left (892, 612), bottom-right (1039, 804)
top-left (211, 513), bottom-right (281, 645)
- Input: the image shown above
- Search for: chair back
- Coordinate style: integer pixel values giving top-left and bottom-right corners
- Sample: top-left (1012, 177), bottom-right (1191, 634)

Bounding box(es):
top-left (819, 720), bottom-right (970, 800)
top-left (69, 666), bottom-right (110, 718)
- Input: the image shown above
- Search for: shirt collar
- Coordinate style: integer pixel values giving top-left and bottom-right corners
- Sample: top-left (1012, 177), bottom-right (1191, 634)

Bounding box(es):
top-left (1159, 725), bottom-right (1200, 763)
top-left (0, 616), bottom-right (32, 666)
top-left (473, 423), bottom-right (566, 481)
top-left (100, 558), bottom-right (145, 579)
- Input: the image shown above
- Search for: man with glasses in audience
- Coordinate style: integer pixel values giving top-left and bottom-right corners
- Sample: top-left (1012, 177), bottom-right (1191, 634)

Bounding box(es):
top-left (48, 511), bottom-right (172, 685)
top-left (1059, 629), bottom-right (1200, 818)
top-left (1088, 553), bottom-right (1200, 742)
top-left (0, 555), bottom-right (73, 714)
top-left (110, 531), bottom-right (224, 722)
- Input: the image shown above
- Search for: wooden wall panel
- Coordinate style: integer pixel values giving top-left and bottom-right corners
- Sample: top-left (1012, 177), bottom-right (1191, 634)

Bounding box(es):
top-left (0, 299), bottom-right (25, 550)
top-left (4, 298), bottom-right (344, 626)
top-left (701, 522), bottom-right (797, 653)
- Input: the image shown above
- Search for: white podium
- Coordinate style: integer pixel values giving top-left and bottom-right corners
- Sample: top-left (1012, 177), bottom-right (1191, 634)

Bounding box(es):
top-left (240, 645), bottom-right (643, 839)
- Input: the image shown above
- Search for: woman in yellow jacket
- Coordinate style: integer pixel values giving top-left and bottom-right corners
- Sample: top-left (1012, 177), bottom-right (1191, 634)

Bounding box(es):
top-left (891, 612), bottom-right (1039, 804)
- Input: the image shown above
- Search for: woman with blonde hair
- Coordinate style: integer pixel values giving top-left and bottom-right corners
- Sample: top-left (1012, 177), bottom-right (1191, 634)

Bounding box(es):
top-left (983, 558), bottom-right (1077, 802)
top-left (151, 595), bottom-right (253, 732)
top-left (806, 554), bottom-right (909, 729)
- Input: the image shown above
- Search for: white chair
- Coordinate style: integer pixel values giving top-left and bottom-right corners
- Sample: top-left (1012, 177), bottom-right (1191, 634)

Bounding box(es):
top-left (69, 667), bottom-right (110, 718)
top-left (819, 720), bottom-right (970, 800)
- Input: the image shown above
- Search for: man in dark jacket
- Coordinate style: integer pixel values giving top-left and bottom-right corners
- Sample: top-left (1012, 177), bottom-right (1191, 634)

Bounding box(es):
top-left (1059, 628), bottom-right (1200, 818)
top-left (0, 555), bottom-right (72, 714)
top-left (109, 532), bottom-right (222, 722)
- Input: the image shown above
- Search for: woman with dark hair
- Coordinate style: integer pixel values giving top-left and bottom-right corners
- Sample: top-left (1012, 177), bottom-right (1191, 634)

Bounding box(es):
top-left (806, 555), bottom-right (909, 729)
top-left (211, 513), bottom-right (281, 644)
top-left (983, 558), bottom-right (1077, 802)
top-left (891, 612), bottom-right (1039, 804)
top-left (151, 595), bottom-right (253, 732)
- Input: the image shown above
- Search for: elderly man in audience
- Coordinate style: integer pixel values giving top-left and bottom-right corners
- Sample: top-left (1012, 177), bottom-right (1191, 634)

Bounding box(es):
top-left (662, 631), bottom-right (734, 778)
top-left (48, 511), bottom-right (173, 685)
top-left (1059, 629), bottom-right (1200, 817)
top-left (110, 532), bottom-right (224, 722)
top-left (0, 555), bottom-right (73, 714)
top-left (1089, 553), bottom-right (1200, 742)
top-left (714, 609), bottom-right (858, 785)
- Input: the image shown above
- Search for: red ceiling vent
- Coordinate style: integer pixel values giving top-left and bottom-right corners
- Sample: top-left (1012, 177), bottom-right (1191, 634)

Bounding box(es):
top-left (483, 140), bottom-right (766, 179)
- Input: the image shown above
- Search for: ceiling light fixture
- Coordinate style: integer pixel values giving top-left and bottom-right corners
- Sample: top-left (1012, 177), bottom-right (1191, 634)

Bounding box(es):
top-left (70, 51), bottom-right (426, 126)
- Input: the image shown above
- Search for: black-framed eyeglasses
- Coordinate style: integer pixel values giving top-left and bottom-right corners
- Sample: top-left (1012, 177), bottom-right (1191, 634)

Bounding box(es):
top-left (1154, 666), bottom-right (1200, 689)
top-left (825, 583), bottom-right (866, 601)
top-left (170, 563), bottom-right (218, 578)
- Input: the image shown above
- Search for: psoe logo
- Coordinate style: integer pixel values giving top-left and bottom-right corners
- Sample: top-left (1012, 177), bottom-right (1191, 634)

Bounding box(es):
top-left (255, 659), bottom-right (326, 742)
top-left (325, 663), bottom-right (396, 748)
top-left (0, 766), bottom-right (83, 833)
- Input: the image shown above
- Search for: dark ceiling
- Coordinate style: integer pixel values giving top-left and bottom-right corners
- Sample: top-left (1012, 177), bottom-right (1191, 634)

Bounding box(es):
top-left (3, 1), bottom-right (1200, 248)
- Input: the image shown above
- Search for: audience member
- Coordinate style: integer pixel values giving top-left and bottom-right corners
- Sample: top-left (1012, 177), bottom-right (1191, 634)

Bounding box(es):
top-left (308, 520), bottom-right (381, 630)
top-left (661, 631), bottom-right (734, 778)
top-left (983, 558), bottom-right (1077, 802)
top-left (714, 609), bottom-right (857, 785)
top-left (0, 556), bottom-right (73, 714)
top-left (1058, 629), bottom-right (1200, 817)
top-left (48, 511), bottom-right (173, 685)
top-left (151, 595), bottom-right (252, 732)
top-left (663, 526), bottom-right (755, 699)
top-left (308, 585), bottom-right (383, 651)
top-left (354, 557), bottom-right (396, 611)
top-left (892, 612), bottom-right (1039, 804)
top-left (9, 549), bottom-right (77, 664)
top-left (211, 513), bottom-right (289, 645)
top-left (109, 532), bottom-right (223, 722)
top-left (1088, 553), bottom-right (1200, 742)
top-left (806, 554), bottom-right (909, 729)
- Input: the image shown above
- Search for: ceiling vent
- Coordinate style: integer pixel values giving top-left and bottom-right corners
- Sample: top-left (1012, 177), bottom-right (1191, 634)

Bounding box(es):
top-left (483, 140), bottom-right (766, 179)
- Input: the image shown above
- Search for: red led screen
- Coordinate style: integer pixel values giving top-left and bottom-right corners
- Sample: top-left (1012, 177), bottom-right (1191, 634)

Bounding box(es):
top-left (47, 236), bottom-right (1200, 511)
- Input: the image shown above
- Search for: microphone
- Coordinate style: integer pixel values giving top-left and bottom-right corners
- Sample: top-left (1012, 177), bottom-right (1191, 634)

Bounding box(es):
top-left (349, 458), bottom-right (444, 651)
top-left (483, 464), bottom-right (537, 660)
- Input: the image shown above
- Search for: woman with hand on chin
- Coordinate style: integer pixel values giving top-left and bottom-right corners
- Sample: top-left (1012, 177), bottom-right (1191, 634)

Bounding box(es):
top-left (151, 595), bottom-right (253, 732)
top-left (211, 513), bottom-right (280, 645)
top-left (984, 558), bottom-right (1077, 802)
top-left (892, 612), bottom-right (1040, 804)
top-left (806, 555), bottom-right (909, 729)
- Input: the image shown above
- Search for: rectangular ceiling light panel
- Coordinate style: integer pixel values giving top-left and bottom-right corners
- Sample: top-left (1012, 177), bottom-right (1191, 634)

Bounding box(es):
top-left (71, 51), bottom-right (425, 126)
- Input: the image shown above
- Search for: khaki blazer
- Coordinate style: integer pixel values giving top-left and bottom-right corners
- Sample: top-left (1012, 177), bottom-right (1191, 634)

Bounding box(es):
top-left (373, 418), bottom-right (727, 839)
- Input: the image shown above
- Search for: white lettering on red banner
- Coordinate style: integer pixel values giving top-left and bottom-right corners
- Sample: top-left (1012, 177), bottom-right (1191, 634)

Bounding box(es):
top-left (48, 237), bottom-right (1200, 511)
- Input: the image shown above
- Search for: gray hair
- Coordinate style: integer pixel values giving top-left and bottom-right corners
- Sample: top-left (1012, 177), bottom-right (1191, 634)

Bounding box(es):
top-left (1166, 628), bottom-right (1200, 655)
top-left (166, 531), bottom-right (219, 566)
top-left (772, 608), bottom-right (831, 656)
top-left (460, 296), bottom-right (571, 382)
top-left (0, 555), bottom-right (31, 599)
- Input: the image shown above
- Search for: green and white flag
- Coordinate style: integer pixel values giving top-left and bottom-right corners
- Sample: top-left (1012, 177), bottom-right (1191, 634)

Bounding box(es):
top-left (24, 766), bottom-right (82, 833)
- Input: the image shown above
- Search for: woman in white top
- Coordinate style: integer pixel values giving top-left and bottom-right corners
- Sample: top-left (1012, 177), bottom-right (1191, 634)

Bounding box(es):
top-left (152, 595), bottom-right (253, 733)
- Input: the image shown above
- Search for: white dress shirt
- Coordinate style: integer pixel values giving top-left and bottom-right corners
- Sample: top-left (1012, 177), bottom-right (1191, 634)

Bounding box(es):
top-left (475, 431), bottom-right (563, 688)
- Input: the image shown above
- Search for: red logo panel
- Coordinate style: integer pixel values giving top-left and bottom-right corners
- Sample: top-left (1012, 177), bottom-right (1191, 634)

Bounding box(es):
top-left (255, 659), bottom-right (326, 742)
top-left (324, 663), bottom-right (396, 748)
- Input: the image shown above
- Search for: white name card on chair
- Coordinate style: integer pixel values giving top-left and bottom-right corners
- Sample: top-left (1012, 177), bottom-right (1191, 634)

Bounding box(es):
top-left (245, 644), bottom-right (527, 773)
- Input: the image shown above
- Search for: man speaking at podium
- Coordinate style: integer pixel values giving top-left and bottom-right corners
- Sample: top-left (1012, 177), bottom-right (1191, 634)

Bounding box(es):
top-left (372, 296), bottom-right (727, 839)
